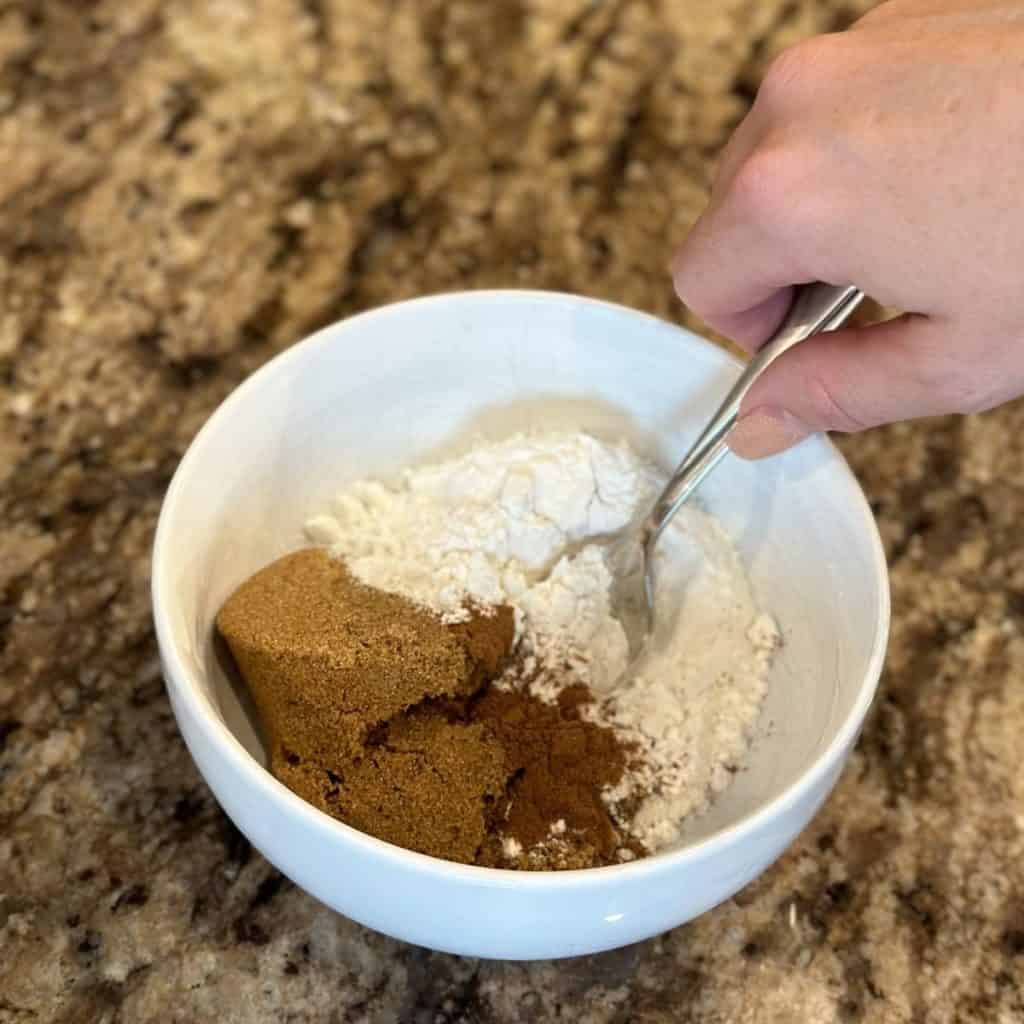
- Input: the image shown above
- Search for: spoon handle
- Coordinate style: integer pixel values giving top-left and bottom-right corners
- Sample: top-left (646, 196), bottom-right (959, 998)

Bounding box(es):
top-left (642, 282), bottom-right (866, 553)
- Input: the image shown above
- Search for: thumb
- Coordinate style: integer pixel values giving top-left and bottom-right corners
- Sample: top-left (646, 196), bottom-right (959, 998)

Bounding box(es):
top-left (728, 314), bottom-right (974, 459)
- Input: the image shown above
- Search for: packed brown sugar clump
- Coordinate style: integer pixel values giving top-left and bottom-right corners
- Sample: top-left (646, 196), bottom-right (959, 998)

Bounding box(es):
top-left (215, 548), bottom-right (511, 763)
top-left (274, 710), bottom-right (510, 864)
top-left (216, 548), bottom-right (636, 868)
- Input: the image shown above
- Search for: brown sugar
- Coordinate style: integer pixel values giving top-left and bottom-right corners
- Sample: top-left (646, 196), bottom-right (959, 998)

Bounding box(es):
top-left (275, 709), bottom-right (508, 863)
top-left (217, 547), bottom-right (638, 868)
top-left (216, 548), bottom-right (514, 763)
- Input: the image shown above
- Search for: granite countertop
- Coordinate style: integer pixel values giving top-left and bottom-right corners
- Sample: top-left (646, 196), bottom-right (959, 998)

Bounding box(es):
top-left (1, 1), bottom-right (1022, 1021)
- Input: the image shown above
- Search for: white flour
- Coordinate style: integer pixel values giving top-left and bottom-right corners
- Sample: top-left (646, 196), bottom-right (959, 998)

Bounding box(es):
top-left (305, 432), bottom-right (778, 855)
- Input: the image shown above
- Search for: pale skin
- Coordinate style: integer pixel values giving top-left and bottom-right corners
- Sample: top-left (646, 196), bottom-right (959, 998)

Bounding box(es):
top-left (672, 0), bottom-right (1024, 459)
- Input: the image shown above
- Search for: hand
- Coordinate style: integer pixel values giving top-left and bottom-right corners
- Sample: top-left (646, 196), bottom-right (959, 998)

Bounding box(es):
top-left (671, 0), bottom-right (1024, 459)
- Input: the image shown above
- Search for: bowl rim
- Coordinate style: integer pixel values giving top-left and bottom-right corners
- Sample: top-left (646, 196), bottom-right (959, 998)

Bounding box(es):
top-left (152, 288), bottom-right (891, 887)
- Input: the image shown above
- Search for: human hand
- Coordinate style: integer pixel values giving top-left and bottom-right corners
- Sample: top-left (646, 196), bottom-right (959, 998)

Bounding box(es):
top-left (672, 0), bottom-right (1024, 459)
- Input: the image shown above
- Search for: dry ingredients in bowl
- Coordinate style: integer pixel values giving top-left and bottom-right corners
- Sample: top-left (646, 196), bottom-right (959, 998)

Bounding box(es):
top-left (217, 432), bottom-right (779, 869)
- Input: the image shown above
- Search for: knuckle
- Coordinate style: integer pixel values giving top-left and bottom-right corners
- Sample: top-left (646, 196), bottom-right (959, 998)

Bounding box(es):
top-left (849, 4), bottom-right (890, 30)
top-left (732, 144), bottom-right (850, 283)
top-left (731, 145), bottom-right (818, 239)
top-left (758, 35), bottom-right (837, 107)
top-left (731, 147), bottom-right (798, 220)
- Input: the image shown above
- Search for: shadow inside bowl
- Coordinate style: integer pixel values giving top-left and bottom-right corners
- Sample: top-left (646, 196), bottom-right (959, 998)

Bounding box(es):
top-left (212, 631), bottom-right (268, 770)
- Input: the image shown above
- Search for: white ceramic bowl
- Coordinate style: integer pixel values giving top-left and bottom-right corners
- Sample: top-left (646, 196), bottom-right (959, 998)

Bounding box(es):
top-left (152, 290), bottom-right (889, 960)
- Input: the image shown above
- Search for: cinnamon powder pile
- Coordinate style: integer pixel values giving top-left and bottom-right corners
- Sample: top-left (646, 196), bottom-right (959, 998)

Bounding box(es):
top-left (474, 684), bottom-right (639, 869)
top-left (217, 548), bottom-right (636, 868)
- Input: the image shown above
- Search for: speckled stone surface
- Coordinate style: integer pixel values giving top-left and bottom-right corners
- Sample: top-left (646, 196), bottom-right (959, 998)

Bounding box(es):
top-left (1, 1), bottom-right (1022, 1021)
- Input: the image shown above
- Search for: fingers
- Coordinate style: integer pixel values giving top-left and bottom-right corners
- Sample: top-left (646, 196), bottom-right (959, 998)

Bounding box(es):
top-left (673, 34), bottom-right (869, 351)
top-left (690, 287), bottom-right (796, 353)
top-left (671, 143), bottom-right (818, 349)
top-left (672, 74), bottom-right (800, 350)
top-left (706, 93), bottom-right (771, 203)
top-left (728, 314), bottom-right (994, 459)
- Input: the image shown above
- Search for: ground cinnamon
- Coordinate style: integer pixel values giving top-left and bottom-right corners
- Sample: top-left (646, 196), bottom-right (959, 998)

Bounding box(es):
top-left (217, 548), bottom-right (637, 869)
top-left (474, 683), bottom-right (634, 869)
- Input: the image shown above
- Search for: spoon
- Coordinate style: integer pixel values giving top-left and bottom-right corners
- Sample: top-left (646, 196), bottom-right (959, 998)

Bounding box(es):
top-left (596, 282), bottom-right (866, 661)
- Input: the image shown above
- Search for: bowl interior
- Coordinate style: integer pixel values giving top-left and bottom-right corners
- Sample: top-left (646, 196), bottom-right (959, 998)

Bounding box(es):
top-left (157, 290), bottom-right (887, 855)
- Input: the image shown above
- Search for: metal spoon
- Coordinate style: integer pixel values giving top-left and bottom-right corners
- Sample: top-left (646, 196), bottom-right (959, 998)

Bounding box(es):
top-left (597, 282), bottom-right (866, 661)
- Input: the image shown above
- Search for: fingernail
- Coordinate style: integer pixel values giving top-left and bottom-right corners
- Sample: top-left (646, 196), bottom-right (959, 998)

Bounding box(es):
top-left (729, 407), bottom-right (811, 460)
